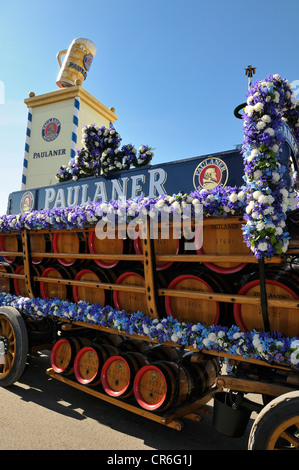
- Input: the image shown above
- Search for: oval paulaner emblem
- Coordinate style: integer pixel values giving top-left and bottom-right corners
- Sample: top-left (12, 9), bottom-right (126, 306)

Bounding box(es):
top-left (193, 157), bottom-right (229, 190)
top-left (20, 191), bottom-right (34, 213)
top-left (42, 118), bottom-right (61, 142)
top-left (84, 54), bottom-right (93, 71)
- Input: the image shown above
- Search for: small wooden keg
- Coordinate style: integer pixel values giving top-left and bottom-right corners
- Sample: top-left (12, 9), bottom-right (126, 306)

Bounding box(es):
top-left (101, 351), bottom-right (148, 398)
top-left (133, 360), bottom-right (193, 411)
top-left (73, 343), bottom-right (117, 386)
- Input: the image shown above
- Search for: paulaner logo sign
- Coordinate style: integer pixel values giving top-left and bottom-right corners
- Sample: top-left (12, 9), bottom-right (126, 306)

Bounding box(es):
top-left (42, 118), bottom-right (61, 142)
top-left (193, 157), bottom-right (228, 190)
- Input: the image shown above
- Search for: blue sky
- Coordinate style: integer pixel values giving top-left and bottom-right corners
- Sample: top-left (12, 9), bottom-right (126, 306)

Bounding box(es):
top-left (1, 0), bottom-right (299, 215)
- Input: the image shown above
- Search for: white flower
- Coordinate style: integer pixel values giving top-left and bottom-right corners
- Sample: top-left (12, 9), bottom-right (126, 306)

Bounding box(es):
top-left (245, 105), bottom-right (254, 117)
top-left (272, 172), bottom-right (280, 182)
top-left (256, 221), bottom-right (265, 231)
top-left (257, 242), bottom-right (268, 251)
top-left (254, 102), bottom-right (264, 112)
top-left (261, 114), bottom-right (271, 123)
top-left (273, 91), bottom-right (280, 103)
top-left (253, 190), bottom-right (263, 200)
top-left (265, 127), bottom-right (274, 136)
top-left (253, 170), bottom-right (262, 179)
top-left (229, 193), bottom-right (238, 203)
top-left (256, 121), bottom-right (266, 130)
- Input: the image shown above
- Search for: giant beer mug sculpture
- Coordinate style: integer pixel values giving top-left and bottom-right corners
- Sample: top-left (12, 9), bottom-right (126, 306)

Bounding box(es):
top-left (56, 38), bottom-right (96, 88)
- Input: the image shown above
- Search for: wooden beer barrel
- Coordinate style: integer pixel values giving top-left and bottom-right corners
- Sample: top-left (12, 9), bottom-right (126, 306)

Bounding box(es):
top-left (40, 265), bottom-right (75, 300)
top-left (30, 232), bottom-right (51, 265)
top-left (113, 271), bottom-right (147, 315)
top-left (52, 231), bottom-right (86, 266)
top-left (72, 268), bottom-right (113, 306)
top-left (101, 351), bottom-right (148, 397)
top-left (88, 227), bottom-right (125, 269)
top-left (13, 265), bottom-right (44, 297)
top-left (234, 269), bottom-right (299, 337)
top-left (134, 225), bottom-right (180, 271)
top-left (165, 270), bottom-right (230, 327)
top-left (133, 361), bottom-right (193, 411)
top-left (73, 343), bottom-right (117, 386)
top-left (50, 336), bottom-right (90, 375)
top-left (197, 219), bottom-right (251, 274)
top-left (0, 262), bottom-right (14, 294)
top-left (0, 233), bottom-right (21, 263)
top-left (182, 354), bottom-right (219, 400)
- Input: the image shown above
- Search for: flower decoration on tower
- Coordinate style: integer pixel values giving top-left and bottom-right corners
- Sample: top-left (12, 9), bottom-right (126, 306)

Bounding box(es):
top-left (56, 124), bottom-right (154, 181)
top-left (241, 74), bottom-right (299, 259)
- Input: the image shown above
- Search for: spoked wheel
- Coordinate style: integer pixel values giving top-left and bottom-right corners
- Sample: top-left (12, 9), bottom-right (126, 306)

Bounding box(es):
top-left (248, 391), bottom-right (299, 450)
top-left (0, 306), bottom-right (28, 387)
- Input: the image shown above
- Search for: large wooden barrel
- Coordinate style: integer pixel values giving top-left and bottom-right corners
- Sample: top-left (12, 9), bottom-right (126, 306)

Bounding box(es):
top-left (72, 268), bottom-right (114, 306)
top-left (0, 233), bottom-right (21, 263)
top-left (88, 227), bottom-right (126, 269)
top-left (197, 219), bottom-right (251, 274)
top-left (101, 351), bottom-right (148, 397)
top-left (52, 231), bottom-right (87, 266)
top-left (0, 262), bottom-right (14, 294)
top-left (13, 265), bottom-right (44, 297)
top-left (73, 343), bottom-right (117, 386)
top-left (133, 361), bottom-right (193, 411)
top-left (164, 269), bottom-right (231, 327)
top-left (29, 232), bottom-right (51, 265)
top-left (134, 224), bottom-right (180, 271)
top-left (40, 265), bottom-right (75, 300)
top-left (234, 268), bottom-right (299, 337)
top-left (50, 336), bottom-right (90, 375)
top-left (113, 271), bottom-right (147, 315)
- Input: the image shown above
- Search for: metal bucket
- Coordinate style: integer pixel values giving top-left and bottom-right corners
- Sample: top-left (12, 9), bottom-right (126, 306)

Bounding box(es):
top-left (213, 392), bottom-right (251, 437)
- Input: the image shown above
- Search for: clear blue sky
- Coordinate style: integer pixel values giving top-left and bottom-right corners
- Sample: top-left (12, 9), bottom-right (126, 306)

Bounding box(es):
top-left (1, 0), bottom-right (299, 215)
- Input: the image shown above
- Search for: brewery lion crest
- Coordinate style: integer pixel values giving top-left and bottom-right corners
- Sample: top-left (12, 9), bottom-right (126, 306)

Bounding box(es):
top-left (193, 157), bottom-right (229, 190)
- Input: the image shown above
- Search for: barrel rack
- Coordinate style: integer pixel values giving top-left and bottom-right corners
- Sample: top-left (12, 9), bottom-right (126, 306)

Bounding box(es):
top-left (1, 216), bottom-right (299, 428)
top-left (0, 216), bottom-right (298, 343)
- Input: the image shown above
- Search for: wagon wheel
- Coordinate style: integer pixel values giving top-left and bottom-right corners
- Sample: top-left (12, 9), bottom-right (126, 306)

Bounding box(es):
top-left (0, 306), bottom-right (28, 387)
top-left (248, 391), bottom-right (299, 450)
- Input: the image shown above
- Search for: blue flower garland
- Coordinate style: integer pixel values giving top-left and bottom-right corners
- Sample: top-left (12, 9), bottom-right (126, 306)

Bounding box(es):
top-left (0, 188), bottom-right (247, 233)
top-left (242, 74), bottom-right (299, 259)
top-left (1, 292), bottom-right (298, 368)
top-left (56, 125), bottom-right (154, 181)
